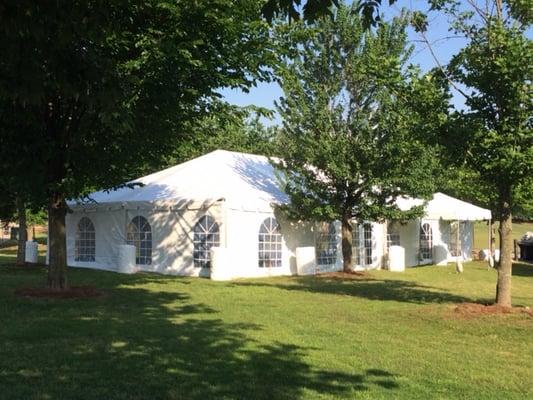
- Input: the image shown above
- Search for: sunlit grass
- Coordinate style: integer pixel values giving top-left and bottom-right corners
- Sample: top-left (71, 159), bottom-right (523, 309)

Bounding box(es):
top-left (0, 252), bottom-right (531, 399)
top-left (474, 221), bottom-right (533, 250)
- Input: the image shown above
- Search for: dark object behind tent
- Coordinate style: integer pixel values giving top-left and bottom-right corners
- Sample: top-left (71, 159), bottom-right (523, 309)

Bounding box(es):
top-left (518, 233), bottom-right (533, 261)
top-left (518, 243), bottom-right (533, 261)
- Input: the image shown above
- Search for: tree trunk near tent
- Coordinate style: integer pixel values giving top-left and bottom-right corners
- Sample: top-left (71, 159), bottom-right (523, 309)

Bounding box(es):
top-left (495, 192), bottom-right (512, 307)
top-left (16, 198), bottom-right (27, 265)
top-left (47, 193), bottom-right (68, 289)
top-left (341, 214), bottom-right (353, 273)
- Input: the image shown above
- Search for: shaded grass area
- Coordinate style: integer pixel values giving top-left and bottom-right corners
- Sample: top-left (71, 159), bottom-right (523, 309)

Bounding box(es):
top-left (0, 243), bottom-right (47, 265)
top-left (0, 260), bottom-right (532, 399)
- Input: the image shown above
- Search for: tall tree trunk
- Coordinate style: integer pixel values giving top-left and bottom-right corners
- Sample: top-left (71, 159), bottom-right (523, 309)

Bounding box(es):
top-left (16, 198), bottom-right (27, 265)
top-left (341, 214), bottom-right (353, 273)
top-left (495, 190), bottom-right (512, 307)
top-left (48, 193), bottom-right (68, 289)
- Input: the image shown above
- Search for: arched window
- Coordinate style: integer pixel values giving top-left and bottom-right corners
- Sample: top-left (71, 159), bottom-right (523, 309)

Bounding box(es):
top-left (193, 215), bottom-right (220, 268)
top-left (75, 217), bottom-right (95, 262)
top-left (316, 222), bottom-right (337, 266)
top-left (258, 217), bottom-right (282, 268)
top-left (127, 216), bottom-right (152, 265)
top-left (363, 223), bottom-right (373, 265)
top-left (420, 222), bottom-right (433, 261)
top-left (387, 222), bottom-right (400, 249)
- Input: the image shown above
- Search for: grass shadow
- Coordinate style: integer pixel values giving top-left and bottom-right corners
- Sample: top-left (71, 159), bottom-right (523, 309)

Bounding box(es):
top-left (234, 275), bottom-right (471, 305)
top-left (0, 266), bottom-right (400, 399)
top-left (513, 262), bottom-right (533, 277)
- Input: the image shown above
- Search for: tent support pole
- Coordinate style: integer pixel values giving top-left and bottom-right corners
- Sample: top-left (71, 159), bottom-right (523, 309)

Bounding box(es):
top-left (124, 207), bottom-right (128, 243)
top-left (488, 219), bottom-right (492, 255)
top-left (456, 220), bottom-right (463, 273)
top-left (457, 220), bottom-right (461, 259)
top-left (417, 219), bottom-right (420, 266)
top-left (472, 222), bottom-right (475, 256)
top-left (224, 200), bottom-right (228, 248)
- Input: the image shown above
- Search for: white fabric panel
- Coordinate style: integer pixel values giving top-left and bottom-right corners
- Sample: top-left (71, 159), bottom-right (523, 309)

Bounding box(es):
top-left (67, 208), bottom-right (126, 271)
top-left (397, 220), bottom-right (421, 267)
top-left (71, 150), bottom-right (288, 213)
top-left (66, 203), bottom-right (224, 276)
top-left (397, 192), bottom-right (491, 221)
top-left (224, 208), bottom-right (321, 278)
top-left (461, 221), bottom-right (474, 260)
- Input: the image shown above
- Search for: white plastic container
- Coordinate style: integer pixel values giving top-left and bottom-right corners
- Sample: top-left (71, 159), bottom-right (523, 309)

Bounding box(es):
top-left (210, 247), bottom-right (231, 281)
top-left (117, 244), bottom-right (136, 274)
top-left (296, 247), bottom-right (316, 275)
top-left (25, 241), bottom-right (38, 263)
top-left (388, 245), bottom-right (405, 272)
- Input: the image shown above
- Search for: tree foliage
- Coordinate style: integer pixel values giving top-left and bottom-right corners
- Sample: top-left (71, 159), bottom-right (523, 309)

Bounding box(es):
top-left (165, 105), bottom-right (280, 165)
top-left (427, 0), bottom-right (532, 306)
top-left (273, 4), bottom-right (448, 271)
top-left (262, 0), bottom-right (340, 22)
top-left (261, 0), bottom-right (397, 28)
top-left (0, 0), bottom-right (274, 287)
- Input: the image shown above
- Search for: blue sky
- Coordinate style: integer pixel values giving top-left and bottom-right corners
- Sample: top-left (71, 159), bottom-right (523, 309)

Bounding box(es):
top-left (220, 0), bottom-right (469, 125)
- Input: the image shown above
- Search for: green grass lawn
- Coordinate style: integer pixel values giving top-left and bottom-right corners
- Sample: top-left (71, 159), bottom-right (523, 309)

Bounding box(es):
top-left (473, 221), bottom-right (533, 250)
top-left (0, 254), bottom-right (532, 399)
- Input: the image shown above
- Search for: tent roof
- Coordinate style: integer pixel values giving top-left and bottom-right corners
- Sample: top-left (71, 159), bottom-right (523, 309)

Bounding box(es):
top-left (77, 150), bottom-right (491, 219)
top-left (79, 150), bottom-right (289, 212)
top-left (397, 192), bottom-right (491, 221)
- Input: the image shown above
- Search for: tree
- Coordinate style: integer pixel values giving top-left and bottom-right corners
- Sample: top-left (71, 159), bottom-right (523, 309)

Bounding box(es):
top-left (262, 0), bottom-right (339, 22)
top-left (419, 0), bottom-right (532, 306)
top-left (0, 1), bottom-right (273, 288)
top-left (0, 192), bottom-right (26, 265)
top-left (439, 166), bottom-right (533, 222)
top-left (273, 5), bottom-right (448, 271)
top-left (449, 16), bottom-right (531, 307)
top-left (164, 105), bottom-right (280, 165)
top-left (0, 191), bottom-right (47, 264)
top-left (261, 0), bottom-right (394, 28)
top-left (0, 100), bottom-right (46, 265)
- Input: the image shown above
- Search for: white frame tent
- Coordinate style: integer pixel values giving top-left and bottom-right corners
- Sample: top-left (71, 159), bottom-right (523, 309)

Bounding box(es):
top-left (395, 193), bottom-right (492, 265)
top-left (64, 150), bottom-right (492, 278)
top-left (66, 150), bottom-right (326, 278)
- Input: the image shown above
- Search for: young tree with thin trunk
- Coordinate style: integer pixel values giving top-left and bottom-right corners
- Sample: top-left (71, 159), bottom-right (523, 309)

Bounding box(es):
top-left (417, 0), bottom-right (532, 306)
top-left (273, 5), bottom-right (448, 271)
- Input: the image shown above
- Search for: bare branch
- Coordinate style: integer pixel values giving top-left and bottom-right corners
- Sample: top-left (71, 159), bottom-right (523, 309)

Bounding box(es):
top-left (416, 29), bottom-right (472, 101)
top-left (466, 0), bottom-right (489, 23)
top-left (409, 35), bottom-right (464, 45)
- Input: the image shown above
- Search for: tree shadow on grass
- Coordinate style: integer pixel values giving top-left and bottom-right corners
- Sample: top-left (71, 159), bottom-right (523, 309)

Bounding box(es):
top-left (0, 268), bottom-right (400, 400)
top-left (513, 262), bottom-right (533, 277)
top-left (233, 276), bottom-right (471, 305)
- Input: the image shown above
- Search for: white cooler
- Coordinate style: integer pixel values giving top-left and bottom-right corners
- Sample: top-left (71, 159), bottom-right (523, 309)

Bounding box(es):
top-left (296, 247), bottom-right (316, 275)
top-left (117, 244), bottom-right (136, 274)
top-left (25, 241), bottom-right (39, 263)
top-left (388, 245), bottom-right (405, 272)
